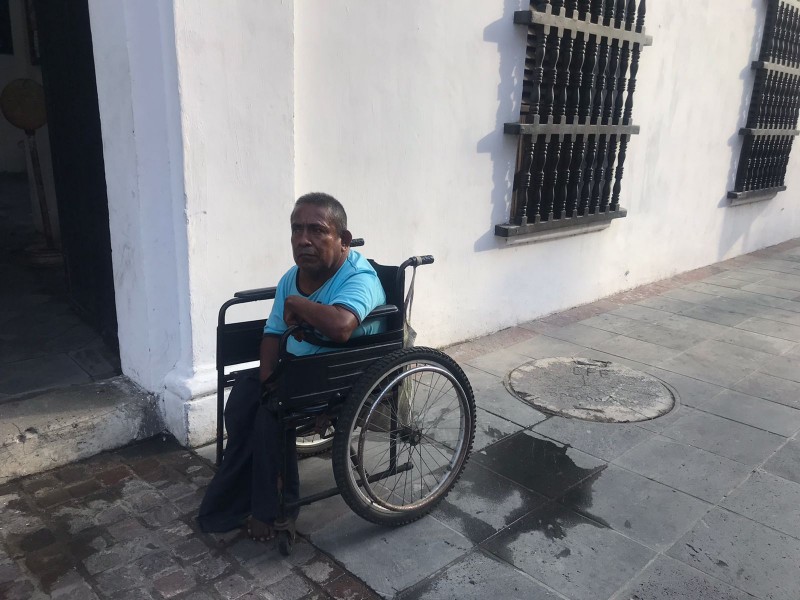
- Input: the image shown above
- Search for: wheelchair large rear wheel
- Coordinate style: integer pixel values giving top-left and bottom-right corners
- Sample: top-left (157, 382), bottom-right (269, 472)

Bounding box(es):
top-left (296, 429), bottom-right (334, 457)
top-left (332, 347), bottom-right (475, 526)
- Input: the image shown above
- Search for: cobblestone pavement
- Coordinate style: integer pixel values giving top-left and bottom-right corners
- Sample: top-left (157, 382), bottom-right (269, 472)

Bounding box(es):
top-left (2, 238), bottom-right (800, 599)
top-left (0, 436), bottom-right (376, 600)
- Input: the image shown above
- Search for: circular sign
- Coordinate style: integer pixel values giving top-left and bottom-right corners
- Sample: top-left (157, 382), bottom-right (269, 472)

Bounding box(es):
top-left (1, 79), bottom-right (47, 132)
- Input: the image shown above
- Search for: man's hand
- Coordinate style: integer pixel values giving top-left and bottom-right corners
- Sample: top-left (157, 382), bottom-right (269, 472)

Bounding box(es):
top-left (283, 296), bottom-right (304, 327)
top-left (282, 295), bottom-right (359, 343)
top-left (283, 296), bottom-right (307, 341)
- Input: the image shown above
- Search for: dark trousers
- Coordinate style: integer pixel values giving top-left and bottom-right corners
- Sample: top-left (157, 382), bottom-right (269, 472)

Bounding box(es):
top-left (197, 373), bottom-right (300, 533)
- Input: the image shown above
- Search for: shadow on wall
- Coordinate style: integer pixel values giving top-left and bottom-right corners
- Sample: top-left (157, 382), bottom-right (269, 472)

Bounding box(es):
top-left (474, 0), bottom-right (526, 253)
top-left (717, 0), bottom-right (771, 260)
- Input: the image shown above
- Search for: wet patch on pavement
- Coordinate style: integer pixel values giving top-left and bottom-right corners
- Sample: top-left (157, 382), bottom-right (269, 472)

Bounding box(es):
top-left (473, 431), bottom-right (606, 499)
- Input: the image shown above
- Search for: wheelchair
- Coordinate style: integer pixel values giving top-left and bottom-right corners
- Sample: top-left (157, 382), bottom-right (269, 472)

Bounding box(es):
top-left (215, 241), bottom-right (476, 555)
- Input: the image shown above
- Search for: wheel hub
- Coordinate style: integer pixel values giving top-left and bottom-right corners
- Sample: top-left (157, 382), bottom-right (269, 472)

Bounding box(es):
top-left (401, 426), bottom-right (423, 446)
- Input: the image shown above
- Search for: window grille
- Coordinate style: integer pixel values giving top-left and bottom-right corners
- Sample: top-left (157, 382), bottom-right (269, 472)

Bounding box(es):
top-left (729, 0), bottom-right (800, 202)
top-left (496, 0), bottom-right (652, 239)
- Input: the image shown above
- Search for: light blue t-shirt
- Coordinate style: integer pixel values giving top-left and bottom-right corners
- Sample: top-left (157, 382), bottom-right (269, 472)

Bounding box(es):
top-left (264, 250), bottom-right (387, 355)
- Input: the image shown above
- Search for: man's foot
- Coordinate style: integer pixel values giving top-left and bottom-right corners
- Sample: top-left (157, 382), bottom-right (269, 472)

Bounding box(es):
top-left (246, 516), bottom-right (276, 542)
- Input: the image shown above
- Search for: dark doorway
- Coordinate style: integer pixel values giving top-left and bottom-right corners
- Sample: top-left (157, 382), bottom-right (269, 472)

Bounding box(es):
top-left (0, 0), bottom-right (118, 400)
top-left (34, 0), bottom-right (117, 342)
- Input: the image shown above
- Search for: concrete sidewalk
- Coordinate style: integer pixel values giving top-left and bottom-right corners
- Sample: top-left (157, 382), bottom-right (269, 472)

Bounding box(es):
top-left (2, 238), bottom-right (800, 599)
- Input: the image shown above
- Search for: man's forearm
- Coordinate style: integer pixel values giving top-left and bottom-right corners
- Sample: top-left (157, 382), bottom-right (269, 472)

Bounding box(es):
top-left (283, 296), bottom-right (358, 343)
top-left (259, 335), bottom-right (280, 384)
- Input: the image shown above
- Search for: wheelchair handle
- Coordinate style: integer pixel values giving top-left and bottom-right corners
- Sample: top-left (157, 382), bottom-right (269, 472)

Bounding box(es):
top-left (400, 255), bottom-right (434, 269)
top-left (351, 238), bottom-right (365, 247)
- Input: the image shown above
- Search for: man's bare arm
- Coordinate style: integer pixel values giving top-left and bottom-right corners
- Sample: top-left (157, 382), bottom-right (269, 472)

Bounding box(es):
top-left (259, 335), bottom-right (280, 384)
top-left (283, 295), bottom-right (359, 343)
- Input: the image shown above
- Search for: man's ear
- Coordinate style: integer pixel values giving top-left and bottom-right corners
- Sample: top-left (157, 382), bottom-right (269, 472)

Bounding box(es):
top-left (341, 229), bottom-right (353, 248)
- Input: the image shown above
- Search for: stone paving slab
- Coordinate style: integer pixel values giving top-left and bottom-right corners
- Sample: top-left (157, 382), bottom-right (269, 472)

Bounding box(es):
top-left (613, 435), bottom-right (753, 503)
top-left (667, 508), bottom-right (800, 600)
top-left (309, 513), bottom-right (472, 599)
top-left (522, 319), bottom-right (620, 347)
top-left (613, 555), bottom-right (755, 600)
top-left (530, 417), bottom-right (653, 462)
top-left (482, 502), bottom-right (655, 600)
top-left (398, 550), bottom-right (563, 600)
top-left (714, 326), bottom-right (797, 355)
top-left (458, 363), bottom-right (547, 428)
top-left (655, 342), bottom-right (763, 387)
top-left (473, 431), bottom-right (607, 499)
top-left (0, 354), bottom-right (91, 396)
top-left (659, 409), bottom-right (786, 466)
top-left (634, 366), bottom-right (725, 409)
top-left (700, 388), bottom-right (800, 436)
top-left (731, 371), bottom-right (800, 409)
top-left (472, 407), bottom-right (525, 452)
top-left (559, 464), bottom-right (711, 552)
top-left (720, 469), bottom-right (800, 539)
top-left (763, 439), bottom-right (800, 484)
top-left (431, 462), bottom-right (548, 545)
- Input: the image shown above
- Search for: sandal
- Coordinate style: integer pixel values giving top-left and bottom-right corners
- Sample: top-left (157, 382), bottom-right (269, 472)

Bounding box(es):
top-left (246, 516), bottom-right (276, 542)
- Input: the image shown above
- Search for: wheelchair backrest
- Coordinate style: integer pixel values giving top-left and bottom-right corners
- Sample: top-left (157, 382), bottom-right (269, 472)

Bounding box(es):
top-left (367, 259), bottom-right (404, 331)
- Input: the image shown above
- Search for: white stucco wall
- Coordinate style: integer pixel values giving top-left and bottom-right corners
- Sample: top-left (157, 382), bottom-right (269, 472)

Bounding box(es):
top-left (88, 0), bottom-right (188, 412)
top-left (166, 0), bottom-right (295, 444)
top-left (90, 0), bottom-right (295, 445)
top-left (90, 0), bottom-right (800, 447)
top-left (294, 0), bottom-right (800, 350)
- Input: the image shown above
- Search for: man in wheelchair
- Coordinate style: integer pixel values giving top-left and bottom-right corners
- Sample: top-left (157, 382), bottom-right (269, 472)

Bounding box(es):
top-left (198, 193), bottom-right (386, 541)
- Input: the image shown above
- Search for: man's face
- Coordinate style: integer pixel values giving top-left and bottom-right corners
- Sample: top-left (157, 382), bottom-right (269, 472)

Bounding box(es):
top-left (290, 204), bottom-right (347, 278)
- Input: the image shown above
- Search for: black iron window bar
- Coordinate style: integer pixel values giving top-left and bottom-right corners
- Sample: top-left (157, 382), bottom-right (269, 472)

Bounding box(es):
top-left (729, 0), bottom-right (800, 202)
top-left (497, 0), bottom-right (652, 239)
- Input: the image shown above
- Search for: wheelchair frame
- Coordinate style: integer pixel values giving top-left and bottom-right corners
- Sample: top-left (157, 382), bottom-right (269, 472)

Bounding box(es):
top-left (215, 242), bottom-right (475, 554)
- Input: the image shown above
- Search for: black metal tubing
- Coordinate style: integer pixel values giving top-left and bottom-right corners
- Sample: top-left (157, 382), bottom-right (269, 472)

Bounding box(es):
top-left (216, 291), bottom-right (275, 466)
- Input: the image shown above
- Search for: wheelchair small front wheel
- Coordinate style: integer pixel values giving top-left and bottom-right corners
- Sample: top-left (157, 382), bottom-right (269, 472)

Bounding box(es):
top-left (332, 347), bottom-right (475, 526)
top-left (277, 530), bottom-right (293, 556)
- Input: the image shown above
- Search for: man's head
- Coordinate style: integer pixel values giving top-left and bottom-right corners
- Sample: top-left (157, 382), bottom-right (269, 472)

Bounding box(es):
top-left (290, 193), bottom-right (352, 282)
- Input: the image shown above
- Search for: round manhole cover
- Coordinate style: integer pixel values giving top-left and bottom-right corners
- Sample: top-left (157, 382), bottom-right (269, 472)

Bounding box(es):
top-left (506, 357), bottom-right (675, 422)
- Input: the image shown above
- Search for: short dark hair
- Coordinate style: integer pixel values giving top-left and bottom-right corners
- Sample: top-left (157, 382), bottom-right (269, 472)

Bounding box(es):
top-left (293, 192), bottom-right (348, 236)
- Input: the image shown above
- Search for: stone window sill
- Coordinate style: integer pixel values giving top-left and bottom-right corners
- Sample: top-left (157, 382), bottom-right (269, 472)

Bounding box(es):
top-left (495, 208), bottom-right (626, 245)
top-left (727, 187), bottom-right (785, 206)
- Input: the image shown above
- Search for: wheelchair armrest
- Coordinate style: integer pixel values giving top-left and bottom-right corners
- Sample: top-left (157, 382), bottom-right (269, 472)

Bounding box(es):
top-left (279, 304), bottom-right (400, 352)
top-left (233, 286), bottom-right (277, 301)
top-left (364, 304), bottom-right (399, 320)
